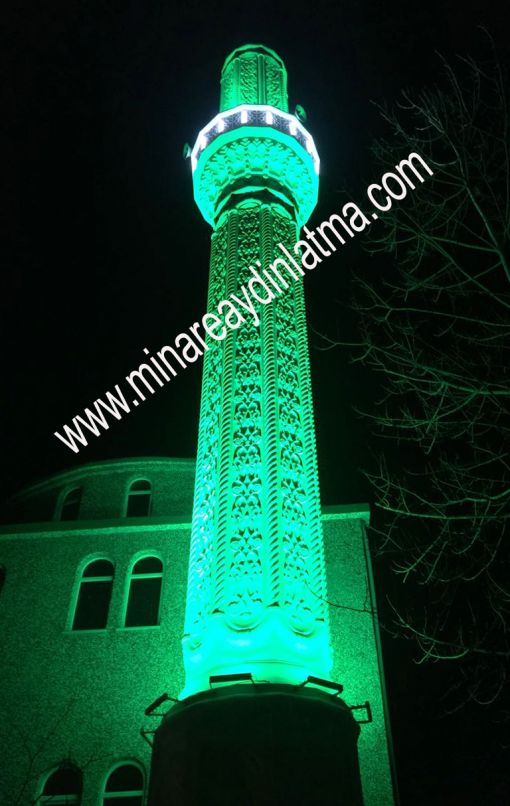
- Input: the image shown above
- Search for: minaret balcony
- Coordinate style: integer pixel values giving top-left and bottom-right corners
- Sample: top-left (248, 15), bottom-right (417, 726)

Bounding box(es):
top-left (191, 104), bottom-right (319, 227)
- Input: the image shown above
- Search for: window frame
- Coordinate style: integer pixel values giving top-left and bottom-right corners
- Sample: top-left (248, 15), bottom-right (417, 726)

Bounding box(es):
top-left (57, 486), bottom-right (83, 521)
top-left (125, 479), bottom-right (152, 518)
top-left (37, 763), bottom-right (82, 805)
top-left (101, 760), bottom-right (145, 805)
top-left (121, 552), bottom-right (163, 630)
top-left (67, 555), bottom-right (115, 633)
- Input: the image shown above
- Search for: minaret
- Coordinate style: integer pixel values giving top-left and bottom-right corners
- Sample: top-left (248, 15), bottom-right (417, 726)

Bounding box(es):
top-left (183, 44), bottom-right (330, 696)
top-left (148, 45), bottom-right (366, 805)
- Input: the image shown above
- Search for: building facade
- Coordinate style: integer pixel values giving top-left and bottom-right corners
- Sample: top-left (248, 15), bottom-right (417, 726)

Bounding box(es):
top-left (0, 458), bottom-right (394, 804)
top-left (0, 459), bottom-right (193, 805)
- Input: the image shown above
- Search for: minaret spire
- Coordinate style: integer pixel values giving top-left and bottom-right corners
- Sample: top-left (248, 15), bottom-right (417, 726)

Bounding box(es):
top-left (220, 44), bottom-right (289, 111)
top-left (182, 43), bottom-right (330, 697)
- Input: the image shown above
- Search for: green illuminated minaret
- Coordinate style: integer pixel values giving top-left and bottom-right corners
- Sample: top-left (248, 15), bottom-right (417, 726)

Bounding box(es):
top-left (148, 45), bottom-right (394, 806)
top-left (183, 44), bottom-right (329, 697)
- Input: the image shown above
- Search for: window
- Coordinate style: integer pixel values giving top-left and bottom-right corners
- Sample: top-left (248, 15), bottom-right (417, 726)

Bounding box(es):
top-left (125, 557), bottom-right (163, 627)
top-left (126, 480), bottom-right (152, 517)
top-left (39, 764), bottom-right (82, 804)
top-left (72, 559), bottom-right (114, 630)
top-left (60, 487), bottom-right (82, 521)
top-left (103, 763), bottom-right (144, 805)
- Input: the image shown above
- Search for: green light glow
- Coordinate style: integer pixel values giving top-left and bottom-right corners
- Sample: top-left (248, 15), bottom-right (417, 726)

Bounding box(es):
top-left (220, 45), bottom-right (289, 111)
top-left (182, 45), bottom-right (330, 697)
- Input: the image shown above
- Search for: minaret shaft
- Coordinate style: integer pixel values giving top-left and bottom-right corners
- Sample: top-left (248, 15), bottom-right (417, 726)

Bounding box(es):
top-left (183, 201), bottom-right (331, 694)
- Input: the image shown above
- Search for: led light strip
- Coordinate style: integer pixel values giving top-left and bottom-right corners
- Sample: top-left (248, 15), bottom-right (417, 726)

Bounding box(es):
top-left (191, 104), bottom-right (320, 175)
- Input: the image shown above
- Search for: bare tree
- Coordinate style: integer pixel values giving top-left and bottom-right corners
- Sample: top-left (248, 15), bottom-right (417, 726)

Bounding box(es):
top-left (335, 37), bottom-right (510, 711)
top-left (5, 698), bottom-right (111, 805)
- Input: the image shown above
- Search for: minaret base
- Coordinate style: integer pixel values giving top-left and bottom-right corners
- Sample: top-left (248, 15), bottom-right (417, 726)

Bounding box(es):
top-left (148, 683), bottom-right (364, 805)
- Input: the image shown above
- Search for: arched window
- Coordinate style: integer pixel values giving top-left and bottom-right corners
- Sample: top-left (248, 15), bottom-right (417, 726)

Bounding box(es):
top-left (60, 487), bottom-right (82, 521)
top-left (125, 557), bottom-right (163, 627)
top-left (103, 763), bottom-right (144, 805)
top-left (72, 559), bottom-right (114, 630)
top-left (40, 764), bottom-right (82, 804)
top-left (126, 480), bottom-right (152, 517)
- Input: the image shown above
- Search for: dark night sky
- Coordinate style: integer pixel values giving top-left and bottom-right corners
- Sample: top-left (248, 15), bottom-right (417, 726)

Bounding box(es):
top-left (2, 1), bottom-right (508, 803)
